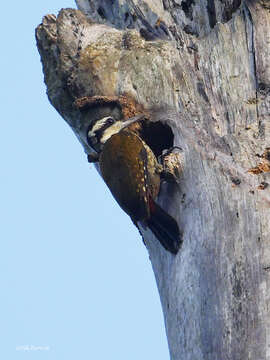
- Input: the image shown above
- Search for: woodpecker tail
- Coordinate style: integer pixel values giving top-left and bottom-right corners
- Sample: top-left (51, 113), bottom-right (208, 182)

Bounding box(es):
top-left (146, 199), bottom-right (182, 254)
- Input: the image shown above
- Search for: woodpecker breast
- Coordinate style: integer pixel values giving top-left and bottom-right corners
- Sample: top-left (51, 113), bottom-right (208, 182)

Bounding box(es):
top-left (99, 129), bottom-right (161, 222)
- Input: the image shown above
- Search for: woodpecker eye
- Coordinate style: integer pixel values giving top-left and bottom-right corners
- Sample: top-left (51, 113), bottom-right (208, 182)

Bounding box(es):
top-left (107, 117), bottom-right (115, 125)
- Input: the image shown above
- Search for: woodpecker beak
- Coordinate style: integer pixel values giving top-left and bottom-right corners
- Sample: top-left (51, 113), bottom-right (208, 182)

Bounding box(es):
top-left (120, 114), bottom-right (146, 130)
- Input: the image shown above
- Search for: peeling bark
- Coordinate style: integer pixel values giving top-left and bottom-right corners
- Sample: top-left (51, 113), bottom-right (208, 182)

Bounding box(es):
top-left (36, 1), bottom-right (270, 359)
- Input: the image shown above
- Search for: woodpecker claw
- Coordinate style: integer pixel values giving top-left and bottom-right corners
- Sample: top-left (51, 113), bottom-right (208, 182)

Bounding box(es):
top-left (158, 146), bottom-right (183, 163)
top-left (158, 146), bottom-right (183, 184)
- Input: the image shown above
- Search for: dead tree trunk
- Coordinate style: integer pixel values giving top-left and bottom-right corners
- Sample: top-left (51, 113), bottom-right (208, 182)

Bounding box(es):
top-left (36, 0), bottom-right (270, 358)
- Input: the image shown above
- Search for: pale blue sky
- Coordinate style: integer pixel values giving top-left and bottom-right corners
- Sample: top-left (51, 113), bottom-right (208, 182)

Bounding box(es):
top-left (1, 1), bottom-right (169, 359)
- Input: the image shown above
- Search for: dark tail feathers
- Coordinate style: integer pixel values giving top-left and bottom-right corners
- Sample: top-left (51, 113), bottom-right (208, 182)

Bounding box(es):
top-left (147, 200), bottom-right (182, 254)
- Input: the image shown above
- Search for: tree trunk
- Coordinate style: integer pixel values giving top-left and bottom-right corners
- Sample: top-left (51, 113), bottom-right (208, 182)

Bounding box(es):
top-left (36, 0), bottom-right (270, 358)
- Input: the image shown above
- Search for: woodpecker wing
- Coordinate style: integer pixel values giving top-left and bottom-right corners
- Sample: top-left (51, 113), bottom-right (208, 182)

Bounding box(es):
top-left (99, 130), bottom-right (152, 221)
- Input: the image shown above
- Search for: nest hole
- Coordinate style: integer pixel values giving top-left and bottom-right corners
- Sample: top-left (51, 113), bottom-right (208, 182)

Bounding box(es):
top-left (139, 120), bottom-right (174, 158)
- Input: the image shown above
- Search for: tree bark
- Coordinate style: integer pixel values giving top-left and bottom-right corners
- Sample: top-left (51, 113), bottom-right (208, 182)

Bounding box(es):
top-left (36, 1), bottom-right (270, 359)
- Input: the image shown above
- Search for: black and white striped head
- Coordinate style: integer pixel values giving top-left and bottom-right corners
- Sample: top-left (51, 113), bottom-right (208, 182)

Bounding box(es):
top-left (87, 114), bottom-right (146, 153)
top-left (87, 117), bottom-right (122, 153)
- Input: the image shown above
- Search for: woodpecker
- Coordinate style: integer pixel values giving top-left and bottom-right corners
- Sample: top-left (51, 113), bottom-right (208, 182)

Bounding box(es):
top-left (87, 116), bottom-right (182, 254)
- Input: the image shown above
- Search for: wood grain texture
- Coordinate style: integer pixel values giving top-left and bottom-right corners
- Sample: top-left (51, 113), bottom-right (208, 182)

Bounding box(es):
top-left (36, 1), bottom-right (270, 358)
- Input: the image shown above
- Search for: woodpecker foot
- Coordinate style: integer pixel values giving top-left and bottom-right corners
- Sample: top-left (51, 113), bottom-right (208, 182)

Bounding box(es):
top-left (87, 153), bottom-right (99, 163)
top-left (159, 147), bottom-right (184, 184)
top-left (158, 146), bottom-right (183, 162)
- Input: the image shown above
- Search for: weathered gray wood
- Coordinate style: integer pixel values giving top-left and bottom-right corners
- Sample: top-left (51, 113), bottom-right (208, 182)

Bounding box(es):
top-left (36, 1), bottom-right (270, 358)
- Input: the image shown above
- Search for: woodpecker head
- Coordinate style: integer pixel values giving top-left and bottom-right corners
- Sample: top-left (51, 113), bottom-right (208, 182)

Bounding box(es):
top-left (87, 114), bottom-right (146, 153)
top-left (87, 117), bottom-right (122, 153)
